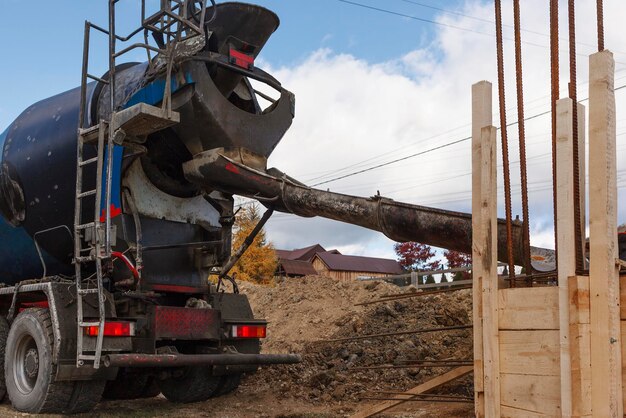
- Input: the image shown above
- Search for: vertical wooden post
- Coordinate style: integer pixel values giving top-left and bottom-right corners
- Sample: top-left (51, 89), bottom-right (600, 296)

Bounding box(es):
top-left (556, 97), bottom-right (575, 417)
top-left (479, 125), bottom-right (499, 418)
top-left (472, 81), bottom-right (492, 418)
top-left (588, 50), bottom-right (622, 418)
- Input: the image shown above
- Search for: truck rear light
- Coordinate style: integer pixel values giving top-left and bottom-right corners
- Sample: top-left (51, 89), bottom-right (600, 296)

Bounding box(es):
top-left (231, 324), bottom-right (266, 339)
top-left (85, 321), bottom-right (135, 337)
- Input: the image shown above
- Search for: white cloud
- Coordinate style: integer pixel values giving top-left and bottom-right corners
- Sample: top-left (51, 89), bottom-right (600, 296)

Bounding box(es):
top-left (260, 0), bottom-right (626, 260)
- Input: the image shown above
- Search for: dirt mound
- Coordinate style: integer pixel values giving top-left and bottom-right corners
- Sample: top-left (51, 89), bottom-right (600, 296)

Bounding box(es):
top-left (238, 277), bottom-right (473, 407)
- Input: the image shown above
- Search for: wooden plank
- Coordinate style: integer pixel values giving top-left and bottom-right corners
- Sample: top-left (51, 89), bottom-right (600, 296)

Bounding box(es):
top-left (621, 321), bottom-right (626, 415)
top-left (499, 330), bottom-right (559, 376)
top-left (478, 125), bottom-right (499, 418)
top-left (569, 276), bottom-right (592, 417)
top-left (501, 405), bottom-right (558, 418)
top-left (498, 287), bottom-right (559, 330)
top-left (500, 374), bottom-right (561, 416)
top-left (471, 80), bottom-right (492, 418)
top-left (570, 323), bottom-right (592, 417)
top-left (588, 50), bottom-right (622, 418)
top-left (569, 275), bottom-right (590, 325)
top-left (556, 97), bottom-right (576, 417)
top-left (620, 275), bottom-right (626, 320)
top-left (349, 366), bottom-right (473, 418)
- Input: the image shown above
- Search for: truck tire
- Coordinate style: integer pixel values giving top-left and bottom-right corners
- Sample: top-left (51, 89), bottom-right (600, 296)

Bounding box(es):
top-left (103, 369), bottom-right (149, 400)
top-left (214, 373), bottom-right (241, 396)
top-left (103, 370), bottom-right (161, 400)
top-left (5, 308), bottom-right (104, 414)
top-left (0, 316), bottom-right (9, 402)
top-left (158, 346), bottom-right (220, 403)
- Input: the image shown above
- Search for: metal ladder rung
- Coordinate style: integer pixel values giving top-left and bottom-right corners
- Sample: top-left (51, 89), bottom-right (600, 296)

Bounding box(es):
top-left (76, 222), bottom-right (96, 230)
top-left (79, 157), bottom-right (99, 167)
top-left (87, 74), bottom-right (109, 84)
top-left (75, 255), bottom-right (97, 263)
top-left (78, 321), bottom-right (101, 327)
top-left (78, 288), bottom-right (100, 295)
top-left (78, 354), bottom-right (97, 361)
top-left (77, 190), bottom-right (97, 199)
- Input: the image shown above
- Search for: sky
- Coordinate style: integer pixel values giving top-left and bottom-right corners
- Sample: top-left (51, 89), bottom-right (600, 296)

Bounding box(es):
top-left (0, 0), bottom-right (625, 262)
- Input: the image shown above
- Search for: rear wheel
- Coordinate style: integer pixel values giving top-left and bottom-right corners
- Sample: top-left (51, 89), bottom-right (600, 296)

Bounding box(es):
top-left (214, 373), bottom-right (241, 396)
top-left (5, 308), bottom-right (104, 414)
top-left (103, 370), bottom-right (161, 400)
top-left (159, 346), bottom-right (220, 403)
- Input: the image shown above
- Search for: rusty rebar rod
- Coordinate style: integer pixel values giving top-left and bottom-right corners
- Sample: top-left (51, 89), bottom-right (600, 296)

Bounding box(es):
top-left (321, 325), bottom-right (472, 343)
top-left (550, 0), bottom-right (560, 279)
top-left (597, 0), bottom-right (605, 51)
top-left (513, 0), bottom-right (532, 282)
top-left (568, 0), bottom-right (584, 274)
top-left (494, 0), bottom-right (516, 284)
top-left (369, 391), bottom-right (474, 401)
top-left (354, 286), bottom-right (472, 306)
top-left (360, 397), bottom-right (473, 404)
top-left (351, 363), bottom-right (473, 371)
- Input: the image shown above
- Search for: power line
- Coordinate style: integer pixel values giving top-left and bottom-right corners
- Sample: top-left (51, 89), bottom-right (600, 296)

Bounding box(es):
top-left (395, 0), bottom-right (626, 55)
top-left (336, 0), bottom-right (626, 66)
top-left (309, 84), bottom-right (626, 187)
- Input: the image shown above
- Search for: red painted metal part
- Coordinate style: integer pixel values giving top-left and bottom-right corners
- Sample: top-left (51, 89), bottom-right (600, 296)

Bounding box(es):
top-left (150, 284), bottom-right (204, 294)
top-left (153, 306), bottom-right (219, 340)
top-left (18, 300), bottom-right (49, 313)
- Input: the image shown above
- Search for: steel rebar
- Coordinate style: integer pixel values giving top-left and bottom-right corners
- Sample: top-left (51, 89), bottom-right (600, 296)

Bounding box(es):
top-left (494, 0), bottom-right (516, 284)
top-left (321, 325), bottom-right (472, 343)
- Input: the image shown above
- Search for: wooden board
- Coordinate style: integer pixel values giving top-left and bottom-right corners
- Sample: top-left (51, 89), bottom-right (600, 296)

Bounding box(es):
top-left (498, 287), bottom-right (559, 330)
top-left (570, 323), bottom-right (592, 417)
top-left (471, 81), bottom-right (492, 418)
top-left (569, 275), bottom-right (590, 325)
top-left (501, 405), bottom-right (558, 418)
top-left (499, 330), bottom-right (559, 376)
top-left (350, 366), bottom-right (473, 418)
top-left (500, 374), bottom-right (561, 416)
top-left (588, 50), bottom-right (622, 417)
top-left (620, 275), bottom-right (626, 320)
top-left (556, 97), bottom-right (576, 416)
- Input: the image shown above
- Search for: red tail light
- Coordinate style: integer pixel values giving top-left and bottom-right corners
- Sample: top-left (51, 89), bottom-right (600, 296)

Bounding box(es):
top-left (231, 324), bottom-right (266, 339)
top-left (85, 321), bottom-right (135, 337)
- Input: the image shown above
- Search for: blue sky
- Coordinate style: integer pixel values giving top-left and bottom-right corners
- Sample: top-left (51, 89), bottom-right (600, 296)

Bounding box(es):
top-left (0, 0), bottom-right (457, 129)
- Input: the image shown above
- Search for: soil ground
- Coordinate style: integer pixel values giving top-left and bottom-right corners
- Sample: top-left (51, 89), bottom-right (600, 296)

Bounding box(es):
top-left (0, 276), bottom-right (474, 417)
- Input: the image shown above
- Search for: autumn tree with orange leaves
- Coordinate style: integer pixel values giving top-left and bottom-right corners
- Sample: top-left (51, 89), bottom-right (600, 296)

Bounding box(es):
top-left (231, 204), bottom-right (278, 284)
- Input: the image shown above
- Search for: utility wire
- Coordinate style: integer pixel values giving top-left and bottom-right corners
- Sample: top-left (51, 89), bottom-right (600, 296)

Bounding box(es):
top-left (310, 84), bottom-right (626, 187)
top-left (336, 0), bottom-right (626, 65)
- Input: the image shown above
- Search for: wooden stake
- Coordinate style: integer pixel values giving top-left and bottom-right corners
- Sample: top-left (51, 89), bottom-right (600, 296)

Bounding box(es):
top-left (556, 97), bottom-right (576, 417)
top-left (588, 50), bottom-right (622, 418)
top-left (477, 125), bottom-right (499, 418)
top-left (472, 81), bottom-right (493, 418)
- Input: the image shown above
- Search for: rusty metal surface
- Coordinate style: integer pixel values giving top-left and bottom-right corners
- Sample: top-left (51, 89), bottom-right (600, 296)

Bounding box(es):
top-left (184, 151), bottom-right (529, 268)
top-left (494, 0), bottom-right (516, 283)
top-left (597, 0), bottom-right (605, 51)
top-left (513, 0), bottom-right (532, 282)
top-left (103, 352), bottom-right (302, 368)
top-left (569, 0), bottom-right (585, 274)
top-left (550, 0), bottom-right (560, 276)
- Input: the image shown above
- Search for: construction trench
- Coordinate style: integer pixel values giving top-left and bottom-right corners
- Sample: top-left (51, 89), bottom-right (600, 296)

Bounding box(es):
top-left (0, 0), bottom-right (624, 417)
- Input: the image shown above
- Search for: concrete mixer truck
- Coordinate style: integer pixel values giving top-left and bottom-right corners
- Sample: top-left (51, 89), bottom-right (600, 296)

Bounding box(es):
top-left (1, 0), bottom-right (616, 414)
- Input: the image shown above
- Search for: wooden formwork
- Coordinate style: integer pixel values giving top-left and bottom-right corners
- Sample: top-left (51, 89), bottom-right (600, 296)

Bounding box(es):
top-left (472, 50), bottom-right (622, 418)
